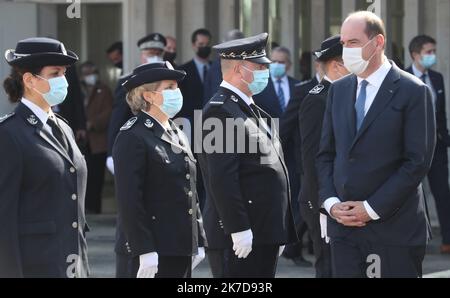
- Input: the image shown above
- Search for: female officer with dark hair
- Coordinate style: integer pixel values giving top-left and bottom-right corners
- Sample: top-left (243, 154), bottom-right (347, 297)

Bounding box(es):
top-left (113, 61), bottom-right (206, 278)
top-left (0, 37), bottom-right (89, 278)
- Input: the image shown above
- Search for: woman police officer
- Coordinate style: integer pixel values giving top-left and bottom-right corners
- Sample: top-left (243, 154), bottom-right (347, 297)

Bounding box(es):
top-left (113, 61), bottom-right (206, 278)
top-left (0, 37), bottom-right (89, 278)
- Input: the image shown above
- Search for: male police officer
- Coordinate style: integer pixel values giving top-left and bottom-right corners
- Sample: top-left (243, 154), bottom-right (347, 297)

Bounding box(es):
top-left (197, 33), bottom-right (297, 278)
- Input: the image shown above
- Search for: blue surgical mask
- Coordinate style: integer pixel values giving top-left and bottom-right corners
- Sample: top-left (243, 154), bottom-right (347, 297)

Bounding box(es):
top-left (157, 88), bottom-right (183, 118)
top-left (269, 63), bottom-right (287, 79)
top-left (241, 65), bottom-right (270, 95)
top-left (34, 75), bottom-right (69, 107)
top-left (147, 56), bottom-right (163, 64)
top-left (420, 54), bottom-right (437, 69)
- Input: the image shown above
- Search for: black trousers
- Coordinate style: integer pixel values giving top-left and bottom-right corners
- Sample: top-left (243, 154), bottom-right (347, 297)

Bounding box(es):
top-left (330, 234), bottom-right (425, 278)
top-left (223, 245), bottom-right (279, 278)
top-left (116, 253), bottom-right (191, 278)
top-left (300, 203), bottom-right (332, 278)
top-left (427, 142), bottom-right (450, 244)
top-left (206, 249), bottom-right (226, 278)
top-left (85, 152), bottom-right (107, 214)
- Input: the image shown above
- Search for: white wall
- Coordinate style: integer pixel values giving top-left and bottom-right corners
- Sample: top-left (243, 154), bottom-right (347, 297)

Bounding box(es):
top-left (0, 1), bottom-right (38, 114)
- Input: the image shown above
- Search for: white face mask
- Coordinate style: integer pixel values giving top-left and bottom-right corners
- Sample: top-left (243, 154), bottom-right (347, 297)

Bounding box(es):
top-left (84, 74), bottom-right (98, 86)
top-left (343, 38), bottom-right (377, 75)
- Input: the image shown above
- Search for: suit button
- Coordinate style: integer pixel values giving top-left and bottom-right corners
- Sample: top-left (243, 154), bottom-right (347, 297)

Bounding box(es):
top-left (70, 167), bottom-right (76, 173)
top-left (188, 191), bottom-right (193, 198)
top-left (152, 216), bottom-right (156, 220)
top-left (71, 194), bottom-right (77, 201)
top-left (188, 209), bottom-right (193, 215)
top-left (72, 222), bottom-right (78, 229)
top-left (248, 200), bottom-right (253, 204)
top-left (186, 174), bottom-right (191, 180)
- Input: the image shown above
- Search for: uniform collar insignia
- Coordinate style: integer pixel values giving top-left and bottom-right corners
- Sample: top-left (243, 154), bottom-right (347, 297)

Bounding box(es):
top-left (309, 84), bottom-right (325, 95)
top-left (144, 119), bottom-right (154, 129)
top-left (230, 95), bottom-right (239, 103)
top-left (27, 114), bottom-right (38, 125)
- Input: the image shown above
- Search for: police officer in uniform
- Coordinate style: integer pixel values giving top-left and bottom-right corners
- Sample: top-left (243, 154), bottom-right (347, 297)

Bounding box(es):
top-left (298, 35), bottom-right (349, 277)
top-left (0, 37), bottom-right (89, 278)
top-left (113, 62), bottom-right (206, 278)
top-left (198, 33), bottom-right (297, 278)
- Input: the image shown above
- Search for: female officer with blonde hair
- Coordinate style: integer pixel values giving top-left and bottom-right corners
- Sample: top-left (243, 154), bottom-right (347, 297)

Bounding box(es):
top-left (113, 61), bottom-right (206, 278)
top-left (0, 37), bottom-right (88, 278)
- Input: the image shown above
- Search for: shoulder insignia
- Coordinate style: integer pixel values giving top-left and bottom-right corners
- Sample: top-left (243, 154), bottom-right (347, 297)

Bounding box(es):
top-left (309, 84), bottom-right (325, 95)
top-left (298, 79), bottom-right (312, 86)
top-left (144, 118), bottom-right (154, 129)
top-left (120, 117), bottom-right (138, 131)
top-left (0, 112), bottom-right (15, 124)
top-left (209, 94), bottom-right (226, 106)
top-left (27, 114), bottom-right (39, 126)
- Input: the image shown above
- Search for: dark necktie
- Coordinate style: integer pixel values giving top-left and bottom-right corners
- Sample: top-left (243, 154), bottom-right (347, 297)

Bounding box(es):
top-left (355, 80), bottom-right (369, 131)
top-left (277, 79), bottom-right (286, 112)
top-left (421, 73), bottom-right (427, 83)
top-left (203, 65), bottom-right (208, 83)
top-left (250, 103), bottom-right (262, 119)
top-left (47, 117), bottom-right (69, 152)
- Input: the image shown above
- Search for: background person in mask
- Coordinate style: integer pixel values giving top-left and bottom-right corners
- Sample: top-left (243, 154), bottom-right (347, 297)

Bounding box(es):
top-left (177, 28), bottom-right (212, 211)
top-left (164, 36), bottom-right (177, 67)
top-left (0, 37), bottom-right (89, 278)
top-left (106, 41), bottom-right (123, 71)
top-left (198, 33), bottom-right (297, 278)
top-left (113, 62), bottom-right (206, 278)
top-left (406, 35), bottom-right (450, 255)
top-left (317, 11), bottom-right (436, 278)
top-left (298, 35), bottom-right (349, 278)
top-left (80, 61), bottom-right (113, 214)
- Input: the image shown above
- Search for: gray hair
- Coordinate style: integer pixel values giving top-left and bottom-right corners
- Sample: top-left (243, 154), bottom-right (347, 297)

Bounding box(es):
top-left (126, 82), bottom-right (161, 115)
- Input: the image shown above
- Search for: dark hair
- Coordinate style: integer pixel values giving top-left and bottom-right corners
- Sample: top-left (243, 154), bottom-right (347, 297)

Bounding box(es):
top-left (3, 66), bottom-right (43, 103)
top-left (106, 41), bottom-right (123, 55)
top-left (80, 61), bottom-right (99, 74)
top-left (409, 35), bottom-right (436, 57)
top-left (191, 28), bottom-right (211, 44)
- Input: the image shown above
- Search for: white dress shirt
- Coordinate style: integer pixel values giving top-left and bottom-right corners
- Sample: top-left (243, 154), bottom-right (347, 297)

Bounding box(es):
top-left (324, 57), bottom-right (393, 221)
top-left (412, 63), bottom-right (437, 104)
top-left (21, 97), bottom-right (55, 135)
top-left (220, 80), bottom-right (255, 107)
top-left (271, 75), bottom-right (291, 108)
top-left (194, 57), bottom-right (210, 83)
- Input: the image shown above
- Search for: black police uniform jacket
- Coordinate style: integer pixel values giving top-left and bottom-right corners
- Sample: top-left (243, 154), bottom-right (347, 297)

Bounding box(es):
top-left (0, 103), bottom-right (89, 278)
top-left (113, 111), bottom-right (206, 258)
top-left (197, 87), bottom-right (298, 249)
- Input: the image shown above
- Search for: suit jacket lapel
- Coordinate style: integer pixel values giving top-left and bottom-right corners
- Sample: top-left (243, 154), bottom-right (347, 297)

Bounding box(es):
top-left (346, 76), bottom-right (358, 139)
top-left (350, 65), bottom-right (401, 151)
top-left (15, 103), bottom-right (75, 166)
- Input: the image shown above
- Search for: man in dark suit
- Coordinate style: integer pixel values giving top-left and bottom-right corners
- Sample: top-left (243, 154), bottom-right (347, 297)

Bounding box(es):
top-left (406, 35), bottom-right (450, 254)
top-left (299, 35), bottom-right (349, 278)
top-left (197, 33), bottom-right (297, 278)
top-left (317, 12), bottom-right (436, 278)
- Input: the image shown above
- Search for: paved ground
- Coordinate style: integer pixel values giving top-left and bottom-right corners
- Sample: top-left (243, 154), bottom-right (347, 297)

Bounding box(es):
top-left (86, 214), bottom-right (450, 278)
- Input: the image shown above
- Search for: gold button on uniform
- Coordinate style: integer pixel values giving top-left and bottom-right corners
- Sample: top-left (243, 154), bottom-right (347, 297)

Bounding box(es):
top-left (71, 194), bottom-right (77, 200)
top-left (186, 174), bottom-right (191, 180)
top-left (72, 222), bottom-right (78, 229)
top-left (188, 191), bottom-right (193, 198)
top-left (188, 209), bottom-right (193, 215)
top-left (185, 156), bottom-right (189, 162)
top-left (70, 167), bottom-right (76, 173)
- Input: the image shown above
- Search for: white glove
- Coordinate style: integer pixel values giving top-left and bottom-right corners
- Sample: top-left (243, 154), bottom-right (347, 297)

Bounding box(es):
top-left (278, 245), bottom-right (285, 257)
top-left (106, 156), bottom-right (114, 175)
top-left (192, 247), bottom-right (206, 270)
top-left (320, 213), bottom-right (330, 244)
top-left (137, 252), bottom-right (158, 278)
top-left (231, 229), bottom-right (253, 259)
